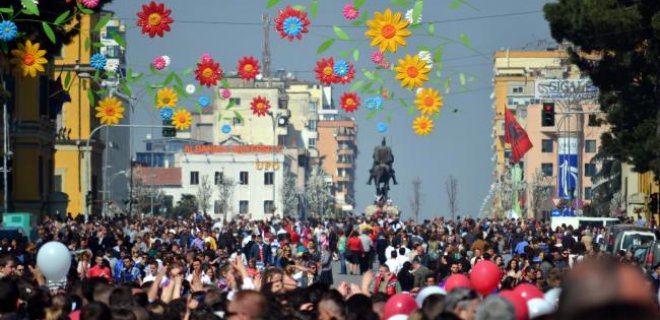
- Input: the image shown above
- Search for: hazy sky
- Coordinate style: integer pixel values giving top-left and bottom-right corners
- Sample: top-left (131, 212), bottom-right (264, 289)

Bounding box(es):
top-left (108, 0), bottom-right (554, 220)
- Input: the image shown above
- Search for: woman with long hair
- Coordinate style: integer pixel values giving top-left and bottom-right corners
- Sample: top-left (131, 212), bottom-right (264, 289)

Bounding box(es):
top-left (505, 258), bottom-right (522, 280)
top-left (346, 231), bottom-right (363, 275)
top-left (318, 244), bottom-right (333, 286)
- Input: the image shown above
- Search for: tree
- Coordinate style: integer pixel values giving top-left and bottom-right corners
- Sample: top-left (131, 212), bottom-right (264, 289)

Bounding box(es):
top-left (445, 176), bottom-right (459, 220)
top-left (527, 170), bottom-right (553, 219)
top-left (409, 177), bottom-right (422, 223)
top-left (281, 172), bottom-right (299, 219)
top-left (173, 194), bottom-right (198, 218)
top-left (196, 175), bottom-right (213, 215)
top-left (588, 148), bottom-right (622, 216)
top-left (217, 177), bottom-right (235, 221)
top-left (305, 165), bottom-right (333, 219)
top-left (544, 0), bottom-right (660, 175)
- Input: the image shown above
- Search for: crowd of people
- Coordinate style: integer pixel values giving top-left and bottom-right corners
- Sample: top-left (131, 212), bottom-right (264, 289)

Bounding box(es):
top-left (0, 212), bottom-right (659, 320)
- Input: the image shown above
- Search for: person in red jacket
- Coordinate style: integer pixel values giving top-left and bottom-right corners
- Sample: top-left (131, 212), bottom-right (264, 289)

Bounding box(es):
top-left (346, 231), bottom-right (363, 275)
top-left (87, 254), bottom-right (112, 282)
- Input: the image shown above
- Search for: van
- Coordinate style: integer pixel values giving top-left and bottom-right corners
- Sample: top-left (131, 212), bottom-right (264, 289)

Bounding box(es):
top-left (602, 225), bottom-right (658, 254)
top-left (630, 241), bottom-right (660, 272)
top-left (550, 216), bottom-right (620, 231)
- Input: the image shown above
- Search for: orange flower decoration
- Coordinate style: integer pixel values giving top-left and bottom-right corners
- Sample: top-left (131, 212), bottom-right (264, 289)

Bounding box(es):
top-left (136, 1), bottom-right (173, 38)
top-left (340, 92), bottom-right (360, 113)
top-left (314, 57), bottom-right (339, 85)
top-left (250, 96), bottom-right (271, 117)
top-left (237, 56), bottom-right (260, 80)
top-left (195, 57), bottom-right (223, 88)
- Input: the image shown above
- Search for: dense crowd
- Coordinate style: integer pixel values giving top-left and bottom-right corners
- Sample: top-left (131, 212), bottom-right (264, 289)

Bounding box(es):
top-left (0, 212), bottom-right (659, 320)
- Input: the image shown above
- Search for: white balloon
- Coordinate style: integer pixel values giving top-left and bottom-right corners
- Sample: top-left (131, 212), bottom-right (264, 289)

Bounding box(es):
top-left (415, 286), bottom-right (446, 307)
top-left (37, 241), bottom-right (71, 281)
top-left (527, 298), bottom-right (553, 319)
top-left (544, 288), bottom-right (562, 308)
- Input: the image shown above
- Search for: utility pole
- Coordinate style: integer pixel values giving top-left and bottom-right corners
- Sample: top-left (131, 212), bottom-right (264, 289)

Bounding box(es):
top-left (262, 13), bottom-right (272, 79)
top-left (1, 73), bottom-right (9, 213)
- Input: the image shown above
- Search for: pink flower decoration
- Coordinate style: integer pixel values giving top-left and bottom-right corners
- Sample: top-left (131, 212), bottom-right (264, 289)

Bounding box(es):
top-left (371, 51), bottom-right (384, 65)
top-left (200, 54), bottom-right (212, 63)
top-left (82, 0), bottom-right (99, 9)
top-left (343, 4), bottom-right (359, 20)
top-left (381, 60), bottom-right (392, 69)
top-left (152, 56), bottom-right (166, 70)
top-left (221, 89), bottom-right (232, 99)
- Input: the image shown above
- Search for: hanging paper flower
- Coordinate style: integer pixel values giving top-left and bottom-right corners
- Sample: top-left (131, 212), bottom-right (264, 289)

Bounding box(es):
top-left (200, 53), bottom-right (212, 63)
top-left (340, 92), bottom-right (360, 113)
top-left (314, 57), bottom-right (338, 85)
top-left (365, 9), bottom-right (411, 53)
top-left (405, 8), bottom-right (422, 25)
top-left (365, 97), bottom-right (383, 111)
top-left (415, 88), bottom-right (443, 115)
top-left (162, 55), bottom-right (171, 66)
top-left (95, 96), bottom-right (125, 126)
top-left (237, 56), bottom-right (260, 80)
top-left (160, 106), bottom-right (174, 120)
top-left (185, 84), bottom-right (196, 95)
top-left (377, 122), bottom-right (388, 133)
top-left (418, 50), bottom-right (433, 70)
top-left (336, 61), bottom-right (355, 84)
top-left (394, 54), bottom-right (431, 90)
top-left (156, 88), bottom-right (178, 109)
top-left (9, 40), bottom-right (47, 78)
top-left (82, 0), bottom-right (99, 9)
top-left (250, 96), bottom-right (271, 117)
top-left (104, 60), bottom-right (119, 73)
top-left (333, 60), bottom-right (350, 77)
top-left (221, 124), bottom-right (232, 134)
top-left (136, 1), bottom-right (174, 38)
top-left (343, 4), bottom-right (359, 20)
top-left (412, 115), bottom-right (434, 136)
top-left (195, 57), bottom-right (223, 88)
top-left (198, 96), bottom-right (211, 108)
top-left (370, 51), bottom-right (384, 65)
top-left (274, 6), bottom-right (310, 41)
top-left (0, 21), bottom-right (18, 42)
top-left (221, 89), bottom-right (232, 99)
top-left (90, 53), bottom-right (107, 70)
top-left (152, 56), bottom-right (166, 70)
top-left (171, 109), bottom-right (192, 130)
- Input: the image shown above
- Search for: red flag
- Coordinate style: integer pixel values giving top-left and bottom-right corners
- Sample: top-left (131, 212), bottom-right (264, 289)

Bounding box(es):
top-left (504, 107), bottom-right (533, 163)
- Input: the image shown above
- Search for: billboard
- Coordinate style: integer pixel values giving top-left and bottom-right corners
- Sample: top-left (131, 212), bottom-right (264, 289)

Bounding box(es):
top-left (558, 137), bottom-right (578, 199)
top-left (535, 79), bottom-right (598, 100)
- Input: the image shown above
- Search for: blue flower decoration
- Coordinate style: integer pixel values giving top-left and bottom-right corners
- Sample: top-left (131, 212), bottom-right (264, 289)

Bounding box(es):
top-left (90, 53), bottom-right (107, 71)
top-left (160, 107), bottom-right (174, 120)
top-left (366, 97), bottom-right (383, 111)
top-left (333, 60), bottom-right (349, 77)
top-left (0, 21), bottom-right (18, 42)
top-left (198, 96), bottom-right (211, 108)
top-left (377, 122), bottom-right (388, 133)
top-left (221, 124), bottom-right (232, 134)
top-left (283, 17), bottom-right (303, 37)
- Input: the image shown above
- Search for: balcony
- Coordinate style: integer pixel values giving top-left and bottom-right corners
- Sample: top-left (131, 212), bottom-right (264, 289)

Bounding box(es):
top-left (338, 148), bottom-right (354, 156)
top-left (337, 162), bottom-right (353, 169)
top-left (335, 175), bottom-right (352, 182)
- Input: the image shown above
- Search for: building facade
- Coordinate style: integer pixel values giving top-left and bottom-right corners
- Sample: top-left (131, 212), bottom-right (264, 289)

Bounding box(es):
top-left (317, 119), bottom-right (358, 214)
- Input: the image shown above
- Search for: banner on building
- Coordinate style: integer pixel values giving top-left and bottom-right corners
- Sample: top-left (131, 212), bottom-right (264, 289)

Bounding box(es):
top-left (557, 137), bottom-right (578, 199)
top-left (535, 79), bottom-right (598, 101)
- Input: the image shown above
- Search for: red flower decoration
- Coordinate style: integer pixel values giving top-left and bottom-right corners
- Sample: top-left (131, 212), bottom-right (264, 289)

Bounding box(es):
top-left (337, 62), bottom-right (355, 84)
top-left (195, 57), bottom-right (223, 88)
top-left (251, 96), bottom-right (271, 117)
top-left (274, 6), bottom-right (311, 41)
top-left (136, 1), bottom-right (173, 38)
top-left (340, 92), bottom-right (360, 113)
top-left (237, 56), bottom-right (260, 80)
top-left (314, 57), bottom-right (339, 85)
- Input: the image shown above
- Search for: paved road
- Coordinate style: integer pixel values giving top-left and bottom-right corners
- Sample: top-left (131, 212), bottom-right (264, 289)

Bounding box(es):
top-left (329, 260), bottom-right (376, 288)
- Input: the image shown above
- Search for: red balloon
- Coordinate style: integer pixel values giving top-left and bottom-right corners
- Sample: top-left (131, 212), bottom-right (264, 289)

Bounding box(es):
top-left (445, 274), bottom-right (472, 292)
top-left (514, 283), bottom-right (544, 302)
top-left (500, 290), bottom-right (529, 320)
top-left (470, 260), bottom-right (502, 295)
top-left (383, 293), bottom-right (418, 320)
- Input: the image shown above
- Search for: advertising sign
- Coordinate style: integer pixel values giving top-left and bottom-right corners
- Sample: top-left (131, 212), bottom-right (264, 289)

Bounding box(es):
top-left (535, 79), bottom-right (598, 100)
top-left (558, 137), bottom-right (578, 199)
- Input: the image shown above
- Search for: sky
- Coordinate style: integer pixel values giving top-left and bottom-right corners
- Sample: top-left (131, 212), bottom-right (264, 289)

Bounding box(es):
top-left (108, 0), bottom-right (554, 221)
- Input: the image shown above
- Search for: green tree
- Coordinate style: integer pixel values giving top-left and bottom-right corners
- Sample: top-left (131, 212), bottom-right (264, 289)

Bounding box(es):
top-left (173, 194), bottom-right (198, 218)
top-left (281, 172), bottom-right (299, 219)
top-left (544, 0), bottom-right (660, 175)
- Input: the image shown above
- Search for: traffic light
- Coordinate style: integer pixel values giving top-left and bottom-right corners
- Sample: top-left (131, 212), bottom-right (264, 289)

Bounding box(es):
top-left (542, 102), bottom-right (555, 127)
top-left (162, 119), bottom-right (176, 137)
top-left (86, 191), bottom-right (93, 207)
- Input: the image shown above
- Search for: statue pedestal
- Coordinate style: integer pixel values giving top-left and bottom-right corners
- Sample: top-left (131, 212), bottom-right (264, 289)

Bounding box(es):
top-left (365, 203), bottom-right (400, 219)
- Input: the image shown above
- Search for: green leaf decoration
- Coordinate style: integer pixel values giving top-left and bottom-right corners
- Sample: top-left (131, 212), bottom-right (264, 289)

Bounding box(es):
top-left (444, 78), bottom-right (452, 94)
top-left (338, 51), bottom-right (350, 58)
top-left (354, 0), bottom-right (366, 9)
top-left (317, 38), bottom-right (335, 54)
top-left (459, 72), bottom-right (466, 86)
top-left (145, 82), bottom-right (154, 97)
top-left (434, 112), bottom-right (441, 119)
top-left (412, 0), bottom-right (424, 25)
top-left (386, 111), bottom-right (392, 123)
top-left (352, 48), bottom-right (360, 62)
top-left (63, 71), bottom-right (72, 90)
top-left (94, 14), bottom-right (112, 32)
top-left (428, 23), bottom-right (435, 35)
top-left (449, 0), bottom-right (461, 9)
top-left (310, 0), bottom-right (318, 17)
top-left (221, 78), bottom-right (229, 89)
top-left (0, 7), bottom-right (14, 15)
top-left (83, 37), bottom-right (90, 52)
top-left (233, 111), bottom-right (243, 121)
top-left (181, 67), bottom-right (194, 75)
top-left (121, 82), bottom-right (132, 98)
top-left (87, 90), bottom-right (95, 109)
top-left (353, 11), bottom-right (369, 26)
top-left (350, 80), bottom-right (364, 92)
top-left (173, 85), bottom-right (186, 99)
top-left (21, 0), bottom-right (39, 15)
top-left (173, 74), bottom-right (183, 88)
top-left (266, 0), bottom-right (281, 8)
top-left (391, 0), bottom-right (409, 7)
top-left (225, 100), bottom-right (235, 110)
top-left (360, 82), bottom-right (373, 93)
top-left (333, 26), bottom-right (350, 40)
top-left (366, 109), bottom-right (378, 120)
top-left (42, 22), bottom-right (56, 44)
top-left (109, 31), bottom-right (126, 49)
top-left (92, 42), bottom-right (104, 49)
top-left (363, 70), bottom-right (375, 80)
top-left (459, 33), bottom-right (472, 48)
top-left (164, 73), bottom-right (175, 86)
top-left (407, 105), bottom-right (415, 116)
top-left (292, 5), bottom-right (306, 11)
top-left (434, 46), bottom-right (444, 64)
top-left (76, 2), bottom-right (94, 15)
top-left (54, 11), bottom-right (70, 26)
top-left (398, 98), bottom-right (408, 109)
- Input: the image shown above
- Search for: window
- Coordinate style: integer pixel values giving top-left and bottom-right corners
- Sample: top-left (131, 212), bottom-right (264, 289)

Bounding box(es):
top-left (541, 163), bottom-right (553, 177)
top-left (190, 171), bottom-right (199, 185)
top-left (307, 120), bottom-right (317, 130)
top-left (308, 138), bottom-right (317, 148)
top-left (239, 201), bottom-right (249, 214)
top-left (588, 114), bottom-right (598, 127)
top-left (264, 200), bottom-right (274, 214)
top-left (214, 200), bottom-right (223, 214)
top-left (214, 172), bottom-right (223, 185)
top-left (54, 174), bottom-right (62, 192)
top-left (584, 187), bottom-right (593, 200)
top-left (512, 86), bottom-right (523, 93)
top-left (264, 172), bottom-right (274, 185)
top-left (585, 140), bottom-right (597, 153)
top-left (229, 98), bottom-right (241, 106)
top-left (233, 117), bottom-right (242, 126)
top-left (239, 171), bottom-right (249, 185)
top-left (541, 139), bottom-right (553, 153)
top-left (585, 163), bottom-right (597, 177)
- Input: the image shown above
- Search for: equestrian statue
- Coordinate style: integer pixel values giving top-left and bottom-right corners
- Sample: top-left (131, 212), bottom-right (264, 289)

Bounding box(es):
top-left (367, 137), bottom-right (398, 200)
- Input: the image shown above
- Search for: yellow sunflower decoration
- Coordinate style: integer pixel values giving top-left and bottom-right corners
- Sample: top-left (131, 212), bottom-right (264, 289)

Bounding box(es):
top-left (171, 109), bottom-right (192, 130)
top-left (394, 54), bottom-right (430, 90)
top-left (9, 40), bottom-right (48, 78)
top-left (156, 88), bottom-right (178, 109)
top-left (365, 8), bottom-right (411, 53)
top-left (95, 97), bottom-right (125, 126)
top-left (415, 88), bottom-right (443, 115)
top-left (412, 115), bottom-right (434, 136)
